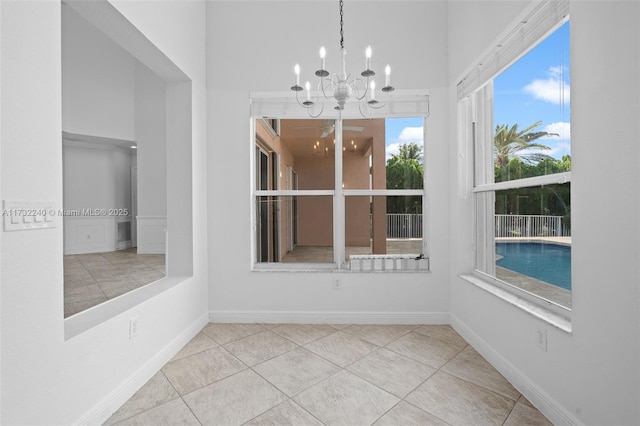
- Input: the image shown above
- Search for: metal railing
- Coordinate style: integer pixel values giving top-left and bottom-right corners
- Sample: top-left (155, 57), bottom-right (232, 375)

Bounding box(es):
top-left (382, 213), bottom-right (569, 239)
top-left (495, 214), bottom-right (568, 237)
top-left (386, 214), bottom-right (423, 239)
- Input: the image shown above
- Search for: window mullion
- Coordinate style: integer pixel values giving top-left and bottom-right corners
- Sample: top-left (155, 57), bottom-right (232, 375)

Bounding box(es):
top-left (334, 117), bottom-right (345, 268)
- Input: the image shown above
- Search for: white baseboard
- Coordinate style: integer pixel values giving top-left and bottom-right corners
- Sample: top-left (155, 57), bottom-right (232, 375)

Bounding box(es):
top-left (76, 312), bottom-right (209, 426)
top-left (208, 310), bottom-right (449, 325)
top-left (450, 313), bottom-right (583, 426)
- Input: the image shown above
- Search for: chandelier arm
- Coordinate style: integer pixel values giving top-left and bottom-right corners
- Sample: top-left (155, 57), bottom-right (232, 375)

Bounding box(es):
top-left (319, 76), bottom-right (334, 101)
top-left (352, 76), bottom-right (370, 101)
top-left (294, 89), bottom-right (309, 108)
top-left (358, 100), bottom-right (375, 118)
top-left (306, 102), bottom-right (325, 118)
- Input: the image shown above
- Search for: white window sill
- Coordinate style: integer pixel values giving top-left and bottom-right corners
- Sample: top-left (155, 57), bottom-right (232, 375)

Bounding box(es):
top-left (64, 275), bottom-right (192, 339)
top-left (252, 255), bottom-right (430, 273)
top-left (459, 273), bottom-right (572, 333)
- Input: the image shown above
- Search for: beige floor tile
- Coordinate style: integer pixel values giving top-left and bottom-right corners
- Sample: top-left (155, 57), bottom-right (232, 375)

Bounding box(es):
top-left (103, 372), bottom-right (178, 425)
top-left (405, 371), bottom-right (515, 426)
top-left (373, 401), bottom-right (449, 426)
top-left (386, 331), bottom-right (466, 369)
top-left (64, 249), bottom-right (166, 318)
top-left (294, 369), bottom-right (399, 426)
top-left (201, 322), bottom-right (267, 344)
top-left (89, 270), bottom-right (131, 283)
top-left (413, 325), bottom-right (468, 350)
top-left (330, 324), bottom-right (351, 330)
top-left (503, 401), bottom-right (553, 426)
top-left (442, 345), bottom-right (520, 401)
top-left (64, 275), bottom-right (97, 290)
top-left (65, 283), bottom-right (107, 304)
top-left (304, 330), bottom-right (378, 367)
top-left (129, 269), bottom-right (165, 285)
top-left (342, 324), bottom-right (418, 346)
top-left (244, 400), bottom-right (324, 426)
top-left (253, 347), bottom-right (341, 397)
top-left (170, 332), bottom-right (219, 362)
top-left (518, 394), bottom-right (535, 408)
top-left (107, 398), bottom-right (199, 426)
top-left (161, 346), bottom-right (246, 395)
top-left (223, 330), bottom-right (299, 366)
top-left (347, 348), bottom-right (436, 398)
top-left (183, 369), bottom-right (287, 425)
top-left (272, 323), bottom-right (339, 345)
top-left (98, 279), bottom-right (145, 299)
top-left (104, 323), bottom-right (553, 426)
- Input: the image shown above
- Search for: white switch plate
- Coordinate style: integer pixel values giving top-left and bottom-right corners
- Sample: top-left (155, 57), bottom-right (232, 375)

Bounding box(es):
top-left (3, 200), bottom-right (57, 231)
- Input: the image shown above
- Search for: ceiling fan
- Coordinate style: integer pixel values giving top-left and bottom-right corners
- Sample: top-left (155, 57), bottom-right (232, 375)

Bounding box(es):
top-left (294, 119), bottom-right (364, 138)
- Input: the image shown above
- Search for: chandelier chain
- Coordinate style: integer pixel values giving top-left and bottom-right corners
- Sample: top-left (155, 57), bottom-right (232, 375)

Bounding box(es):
top-left (290, 0), bottom-right (395, 115)
top-left (339, 0), bottom-right (344, 49)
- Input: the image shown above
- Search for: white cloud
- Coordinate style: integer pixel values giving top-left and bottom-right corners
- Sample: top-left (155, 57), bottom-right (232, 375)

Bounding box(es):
top-left (537, 122), bottom-right (571, 159)
top-left (523, 66), bottom-right (570, 105)
top-left (398, 126), bottom-right (424, 143)
top-left (541, 122), bottom-right (571, 140)
top-left (386, 126), bottom-right (424, 160)
top-left (386, 142), bottom-right (402, 160)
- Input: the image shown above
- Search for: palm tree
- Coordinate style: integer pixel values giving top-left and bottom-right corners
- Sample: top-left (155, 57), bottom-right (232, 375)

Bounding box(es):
top-left (494, 121), bottom-right (558, 167)
top-left (396, 142), bottom-right (423, 162)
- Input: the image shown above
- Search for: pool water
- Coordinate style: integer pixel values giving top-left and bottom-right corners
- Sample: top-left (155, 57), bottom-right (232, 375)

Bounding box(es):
top-left (495, 242), bottom-right (571, 290)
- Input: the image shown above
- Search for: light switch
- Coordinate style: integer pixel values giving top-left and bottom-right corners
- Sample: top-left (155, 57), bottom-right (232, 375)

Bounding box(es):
top-left (3, 200), bottom-right (57, 231)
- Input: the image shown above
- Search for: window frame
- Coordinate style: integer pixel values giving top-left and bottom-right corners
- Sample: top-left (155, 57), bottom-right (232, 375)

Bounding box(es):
top-left (457, 2), bottom-right (572, 330)
top-left (249, 90), bottom-right (430, 272)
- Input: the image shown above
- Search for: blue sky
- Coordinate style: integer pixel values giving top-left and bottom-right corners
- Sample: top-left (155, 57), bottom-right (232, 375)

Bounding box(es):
top-left (493, 20), bottom-right (571, 159)
top-left (384, 21), bottom-right (570, 161)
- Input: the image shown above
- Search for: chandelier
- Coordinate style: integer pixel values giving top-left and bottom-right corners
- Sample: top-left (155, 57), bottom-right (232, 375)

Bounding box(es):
top-left (290, 0), bottom-right (395, 117)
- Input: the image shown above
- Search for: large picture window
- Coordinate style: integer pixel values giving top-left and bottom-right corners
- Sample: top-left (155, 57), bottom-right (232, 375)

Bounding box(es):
top-left (461, 6), bottom-right (571, 317)
top-left (252, 110), bottom-right (428, 272)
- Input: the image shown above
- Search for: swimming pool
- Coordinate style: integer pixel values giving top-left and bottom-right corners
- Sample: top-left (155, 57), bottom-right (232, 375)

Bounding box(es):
top-left (495, 242), bottom-right (571, 290)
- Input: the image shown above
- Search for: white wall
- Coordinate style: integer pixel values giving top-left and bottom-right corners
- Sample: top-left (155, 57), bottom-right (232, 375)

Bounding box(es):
top-left (63, 143), bottom-right (132, 212)
top-left (62, 142), bottom-right (134, 254)
top-left (206, 1), bottom-right (451, 322)
top-left (0, 1), bottom-right (208, 424)
top-left (135, 62), bottom-right (167, 217)
top-left (62, 4), bottom-right (135, 141)
top-left (448, 1), bottom-right (640, 425)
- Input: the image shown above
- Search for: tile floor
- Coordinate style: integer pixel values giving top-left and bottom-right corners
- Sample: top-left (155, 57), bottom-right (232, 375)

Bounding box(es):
top-left (104, 323), bottom-right (552, 426)
top-left (64, 248), bottom-right (166, 318)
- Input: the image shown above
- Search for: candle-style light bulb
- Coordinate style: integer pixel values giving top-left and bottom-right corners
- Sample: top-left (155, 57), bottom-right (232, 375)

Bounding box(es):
top-left (370, 80), bottom-right (376, 100)
top-left (319, 46), bottom-right (326, 71)
top-left (365, 45), bottom-right (372, 70)
top-left (294, 64), bottom-right (300, 86)
top-left (385, 64), bottom-right (391, 86)
top-left (305, 81), bottom-right (311, 101)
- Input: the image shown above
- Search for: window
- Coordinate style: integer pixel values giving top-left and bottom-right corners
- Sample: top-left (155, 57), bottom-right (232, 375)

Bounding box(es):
top-left (251, 99), bottom-right (429, 272)
top-left (459, 2), bottom-right (571, 320)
